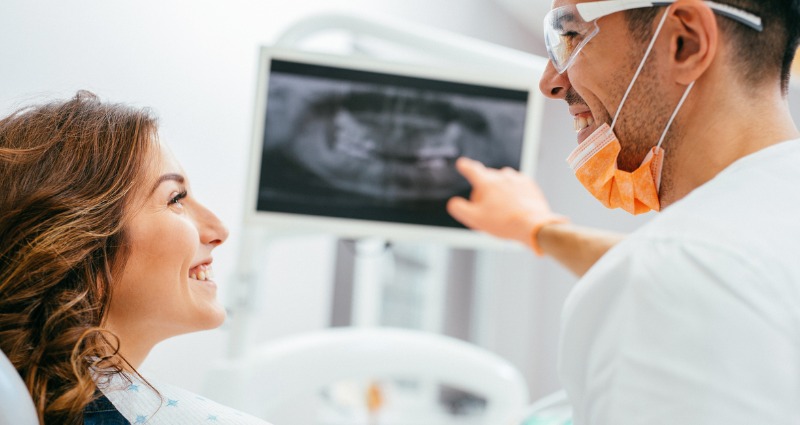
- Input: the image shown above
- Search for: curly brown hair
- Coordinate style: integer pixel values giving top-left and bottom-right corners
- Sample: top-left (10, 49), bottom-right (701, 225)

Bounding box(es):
top-left (0, 91), bottom-right (159, 424)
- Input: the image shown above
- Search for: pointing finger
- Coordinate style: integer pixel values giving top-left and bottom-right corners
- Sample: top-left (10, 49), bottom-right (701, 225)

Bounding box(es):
top-left (446, 196), bottom-right (478, 228)
top-left (454, 157), bottom-right (488, 184)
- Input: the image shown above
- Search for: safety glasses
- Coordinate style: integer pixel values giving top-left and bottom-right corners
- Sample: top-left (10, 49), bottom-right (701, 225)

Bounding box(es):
top-left (544, 0), bottom-right (763, 74)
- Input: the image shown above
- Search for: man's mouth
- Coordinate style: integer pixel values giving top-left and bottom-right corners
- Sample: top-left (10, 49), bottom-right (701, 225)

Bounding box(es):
top-left (566, 90), bottom-right (597, 141)
top-left (574, 113), bottom-right (596, 133)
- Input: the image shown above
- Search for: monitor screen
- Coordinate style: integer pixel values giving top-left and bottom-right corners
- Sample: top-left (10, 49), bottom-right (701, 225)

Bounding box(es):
top-left (246, 47), bottom-right (544, 247)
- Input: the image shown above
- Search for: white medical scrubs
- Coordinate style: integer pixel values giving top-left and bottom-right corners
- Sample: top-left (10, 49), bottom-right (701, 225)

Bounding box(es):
top-left (559, 139), bottom-right (800, 424)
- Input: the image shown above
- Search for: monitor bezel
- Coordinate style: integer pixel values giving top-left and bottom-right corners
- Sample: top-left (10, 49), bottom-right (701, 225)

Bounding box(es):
top-left (245, 46), bottom-right (545, 248)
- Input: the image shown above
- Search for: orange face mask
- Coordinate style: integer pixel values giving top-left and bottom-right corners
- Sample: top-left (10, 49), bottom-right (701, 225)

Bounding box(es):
top-left (567, 123), bottom-right (664, 215)
top-left (565, 6), bottom-right (694, 216)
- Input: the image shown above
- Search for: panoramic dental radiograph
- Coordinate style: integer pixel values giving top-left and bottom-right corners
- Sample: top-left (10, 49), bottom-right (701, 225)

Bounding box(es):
top-left (257, 64), bottom-right (527, 228)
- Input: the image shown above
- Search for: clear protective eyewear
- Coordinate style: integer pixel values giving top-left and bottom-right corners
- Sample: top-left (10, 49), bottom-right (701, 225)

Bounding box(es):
top-left (544, 0), bottom-right (763, 74)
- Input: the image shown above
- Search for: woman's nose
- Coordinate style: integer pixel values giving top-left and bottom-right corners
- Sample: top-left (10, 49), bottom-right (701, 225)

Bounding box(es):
top-left (196, 205), bottom-right (229, 247)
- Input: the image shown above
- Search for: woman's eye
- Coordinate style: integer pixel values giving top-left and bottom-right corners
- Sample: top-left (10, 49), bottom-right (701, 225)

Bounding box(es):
top-left (169, 190), bottom-right (188, 208)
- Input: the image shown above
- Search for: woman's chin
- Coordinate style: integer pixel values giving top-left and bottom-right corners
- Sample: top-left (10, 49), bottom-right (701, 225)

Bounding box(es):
top-left (203, 302), bottom-right (227, 330)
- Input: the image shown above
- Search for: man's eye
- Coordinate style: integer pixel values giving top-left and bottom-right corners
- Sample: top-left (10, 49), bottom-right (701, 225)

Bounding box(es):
top-left (560, 30), bottom-right (583, 41)
top-left (560, 31), bottom-right (582, 49)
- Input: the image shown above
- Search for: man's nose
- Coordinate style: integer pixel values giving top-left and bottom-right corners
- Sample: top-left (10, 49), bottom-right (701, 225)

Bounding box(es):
top-left (539, 60), bottom-right (571, 99)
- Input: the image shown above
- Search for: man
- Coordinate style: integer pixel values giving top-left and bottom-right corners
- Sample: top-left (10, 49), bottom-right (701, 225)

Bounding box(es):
top-left (447, 0), bottom-right (800, 422)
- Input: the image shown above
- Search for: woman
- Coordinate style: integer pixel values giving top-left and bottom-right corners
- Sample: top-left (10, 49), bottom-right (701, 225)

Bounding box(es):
top-left (0, 92), bottom-right (272, 424)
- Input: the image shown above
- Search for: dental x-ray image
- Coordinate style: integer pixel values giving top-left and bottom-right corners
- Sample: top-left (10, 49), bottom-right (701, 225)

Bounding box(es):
top-left (257, 59), bottom-right (529, 229)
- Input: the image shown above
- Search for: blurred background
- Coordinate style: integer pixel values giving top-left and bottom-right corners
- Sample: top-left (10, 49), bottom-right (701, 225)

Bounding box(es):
top-left (3, 1), bottom-right (800, 423)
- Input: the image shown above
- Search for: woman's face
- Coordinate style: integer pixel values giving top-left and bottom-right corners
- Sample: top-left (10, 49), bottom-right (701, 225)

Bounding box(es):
top-left (106, 142), bottom-right (229, 351)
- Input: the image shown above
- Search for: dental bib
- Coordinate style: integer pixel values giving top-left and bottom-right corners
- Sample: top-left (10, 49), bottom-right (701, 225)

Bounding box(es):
top-left (98, 371), bottom-right (272, 424)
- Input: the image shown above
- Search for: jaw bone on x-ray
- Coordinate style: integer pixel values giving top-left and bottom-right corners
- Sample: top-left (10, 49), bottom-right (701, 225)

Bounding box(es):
top-left (257, 60), bottom-right (528, 228)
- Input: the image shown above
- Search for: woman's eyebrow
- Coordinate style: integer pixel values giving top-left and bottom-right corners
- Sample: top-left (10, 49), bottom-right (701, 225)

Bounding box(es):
top-left (150, 173), bottom-right (185, 194)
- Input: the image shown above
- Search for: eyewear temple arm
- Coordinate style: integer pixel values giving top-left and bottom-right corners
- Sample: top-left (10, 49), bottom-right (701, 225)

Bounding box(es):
top-left (575, 0), bottom-right (762, 32)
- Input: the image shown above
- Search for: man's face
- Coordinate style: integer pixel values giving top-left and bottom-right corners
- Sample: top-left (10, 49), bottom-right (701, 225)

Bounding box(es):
top-left (541, 0), bottom-right (671, 172)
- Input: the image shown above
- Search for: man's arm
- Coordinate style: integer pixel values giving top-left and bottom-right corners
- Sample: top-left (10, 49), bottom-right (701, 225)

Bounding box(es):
top-left (446, 157), bottom-right (623, 276)
top-left (537, 223), bottom-right (624, 276)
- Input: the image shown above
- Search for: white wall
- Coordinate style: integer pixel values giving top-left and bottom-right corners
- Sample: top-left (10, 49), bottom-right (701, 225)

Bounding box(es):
top-left (0, 0), bottom-right (556, 399)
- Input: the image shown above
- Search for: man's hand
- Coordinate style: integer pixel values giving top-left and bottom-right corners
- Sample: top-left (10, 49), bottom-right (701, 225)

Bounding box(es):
top-left (447, 157), bottom-right (565, 249)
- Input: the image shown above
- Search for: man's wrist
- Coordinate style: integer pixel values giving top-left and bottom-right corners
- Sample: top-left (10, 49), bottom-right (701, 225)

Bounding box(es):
top-left (529, 215), bottom-right (570, 256)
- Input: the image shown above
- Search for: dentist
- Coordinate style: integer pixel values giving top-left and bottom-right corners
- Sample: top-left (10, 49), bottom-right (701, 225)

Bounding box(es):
top-left (448, 0), bottom-right (800, 422)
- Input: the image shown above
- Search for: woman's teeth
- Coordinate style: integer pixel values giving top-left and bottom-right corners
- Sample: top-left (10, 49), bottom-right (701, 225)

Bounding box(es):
top-left (575, 115), bottom-right (595, 133)
top-left (190, 264), bottom-right (214, 281)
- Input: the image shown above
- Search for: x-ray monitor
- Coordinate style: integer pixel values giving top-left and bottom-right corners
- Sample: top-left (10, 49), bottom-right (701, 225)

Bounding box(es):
top-left (246, 47), bottom-right (543, 247)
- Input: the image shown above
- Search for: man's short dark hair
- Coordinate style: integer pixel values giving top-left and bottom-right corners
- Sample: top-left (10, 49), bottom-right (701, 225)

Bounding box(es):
top-left (625, 1), bottom-right (800, 94)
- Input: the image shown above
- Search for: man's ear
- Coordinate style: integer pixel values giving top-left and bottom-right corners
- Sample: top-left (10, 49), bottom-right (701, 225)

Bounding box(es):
top-left (668, 0), bottom-right (718, 84)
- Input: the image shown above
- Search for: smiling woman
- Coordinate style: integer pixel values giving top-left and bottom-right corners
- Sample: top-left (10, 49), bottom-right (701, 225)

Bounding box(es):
top-left (0, 92), bottom-right (270, 425)
top-left (104, 141), bottom-right (230, 368)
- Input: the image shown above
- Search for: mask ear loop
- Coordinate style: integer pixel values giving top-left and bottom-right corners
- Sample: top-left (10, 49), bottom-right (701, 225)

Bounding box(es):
top-left (656, 81), bottom-right (695, 149)
top-left (611, 6), bottom-right (672, 132)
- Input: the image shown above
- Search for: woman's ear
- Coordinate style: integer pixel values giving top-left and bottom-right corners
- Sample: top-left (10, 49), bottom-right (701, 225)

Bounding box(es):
top-left (668, 0), bottom-right (718, 84)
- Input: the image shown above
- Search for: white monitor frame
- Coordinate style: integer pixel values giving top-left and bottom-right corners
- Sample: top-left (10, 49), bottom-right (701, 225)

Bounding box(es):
top-left (245, 46), bottom-right (545, 249)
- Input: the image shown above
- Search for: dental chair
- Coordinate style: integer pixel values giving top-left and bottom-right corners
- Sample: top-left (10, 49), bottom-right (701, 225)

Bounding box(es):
top-left (513, 390), bottom-right (571, 425)
top-left (205, 327), bottom-right (529, 425)
top-left (0, 349), bottom-right (39, 425)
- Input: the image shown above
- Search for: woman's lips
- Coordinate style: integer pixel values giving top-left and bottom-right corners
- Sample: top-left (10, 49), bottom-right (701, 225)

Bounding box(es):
top-left (189, 263), bottom-right (214, 281)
